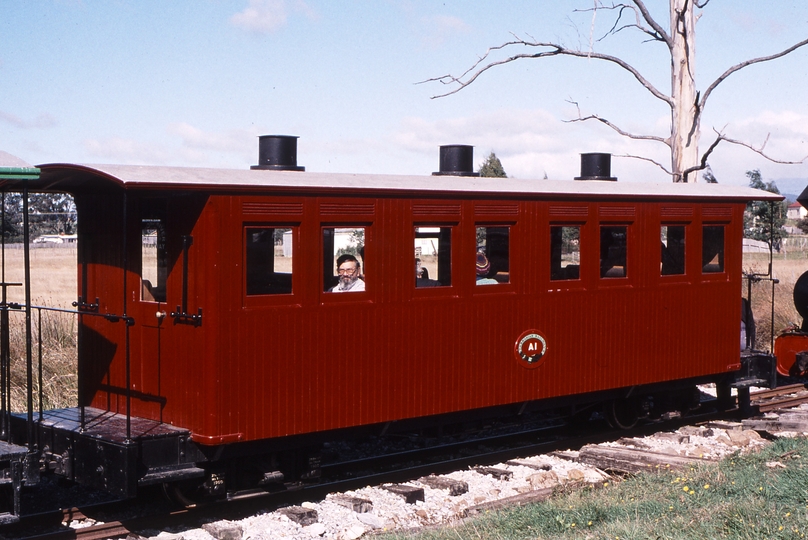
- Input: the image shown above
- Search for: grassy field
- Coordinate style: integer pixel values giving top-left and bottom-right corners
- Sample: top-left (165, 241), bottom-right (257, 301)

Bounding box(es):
top-left (0, 246), bottom-right (77, 308)
top-left (380, 436), bottom-right (808, 540)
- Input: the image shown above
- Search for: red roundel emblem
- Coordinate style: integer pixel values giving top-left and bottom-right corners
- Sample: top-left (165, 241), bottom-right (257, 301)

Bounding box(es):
top-left (514, 329), bottom-right (548, 369)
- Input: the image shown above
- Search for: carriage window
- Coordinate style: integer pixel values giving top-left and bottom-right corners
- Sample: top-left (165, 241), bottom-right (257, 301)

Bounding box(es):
top-left (415, 226), bottom-right (452, 287)
top-left (550, 226), bottom-right (581, 281)
top-left (600, 226), bottom-right (627, 278)
top-left (475, 226), bottom-right (509, 285)
top-left (141, 216), bottom-right (167, 302)
top-left (246, 227), bottom-right (294, 295)
top-left (323, 227), bottom-right (365, 292)
top-left (702, 225), bottom-right (724, 273)
top-left (661, 225), bottom-right (686, 275)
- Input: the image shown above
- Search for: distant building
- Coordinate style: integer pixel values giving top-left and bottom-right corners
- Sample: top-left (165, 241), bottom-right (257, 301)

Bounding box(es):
top-left (787, 201), bottom-right (807, 220)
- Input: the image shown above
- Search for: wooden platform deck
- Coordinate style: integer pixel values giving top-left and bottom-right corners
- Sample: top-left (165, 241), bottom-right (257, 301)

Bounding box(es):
top-left (22, 407), bottom-right (188, 444)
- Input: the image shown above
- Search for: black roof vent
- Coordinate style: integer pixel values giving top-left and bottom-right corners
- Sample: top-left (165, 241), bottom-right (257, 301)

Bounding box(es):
top-left (251, 135), bottom-right (305, 171)
top-left (432, 145), bottom-right (480, 177)
top-left (575, 152), bottom-right (616, 181)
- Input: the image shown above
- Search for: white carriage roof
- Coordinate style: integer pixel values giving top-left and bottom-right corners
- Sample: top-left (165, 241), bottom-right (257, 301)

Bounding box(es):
top-left (24, 162), bottom-right (783, 202)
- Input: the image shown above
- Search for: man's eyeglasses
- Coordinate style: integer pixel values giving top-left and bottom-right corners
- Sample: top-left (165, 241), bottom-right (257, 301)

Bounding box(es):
top-left (337, 267), bottom-right (358, 275)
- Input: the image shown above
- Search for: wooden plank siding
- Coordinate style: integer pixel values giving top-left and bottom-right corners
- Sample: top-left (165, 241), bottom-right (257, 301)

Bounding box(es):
top-left (37, 164), bottom-right (759, 446)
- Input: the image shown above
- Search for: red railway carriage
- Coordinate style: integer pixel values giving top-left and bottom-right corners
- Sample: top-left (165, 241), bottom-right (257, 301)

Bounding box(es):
top-left (0, 144), bottom-right (781, 511)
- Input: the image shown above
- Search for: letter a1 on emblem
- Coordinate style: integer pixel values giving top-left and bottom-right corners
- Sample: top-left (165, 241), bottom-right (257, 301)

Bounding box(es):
top-left (513, 330), bottom-right (548, 368)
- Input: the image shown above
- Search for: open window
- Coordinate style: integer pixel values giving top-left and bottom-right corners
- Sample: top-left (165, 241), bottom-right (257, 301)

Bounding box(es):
top-left (415, 226), bottom-right (452, 287)
top-left (323, 226), bottom-right (366, 293)
top-left (141, 203), bottom-right (167, 303)
top-left (475, 226), bottom-right (510, 285)
top-left (246, 226), bottom-right (294, 295)
top-left (550, 225), bottom-right (581, 281)
top-left (661, 225), bottom-right (686, 276)
top-left (702, 225), bottom-right (725, 273)
top-left (600, 225), bottom-right (627, 278)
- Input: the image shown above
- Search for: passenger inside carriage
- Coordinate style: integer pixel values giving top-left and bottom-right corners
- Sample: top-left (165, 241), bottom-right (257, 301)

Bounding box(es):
top-left (475, 250), bottom-right (498, 285)
top-left (330, 254), bottom-right (365, 292)
top-left (415, 257), bottom-right (441, 287)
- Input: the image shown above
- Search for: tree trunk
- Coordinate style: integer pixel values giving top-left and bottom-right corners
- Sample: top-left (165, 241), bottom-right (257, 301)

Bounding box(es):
top-left (670, 0), bottom-right (699, 182)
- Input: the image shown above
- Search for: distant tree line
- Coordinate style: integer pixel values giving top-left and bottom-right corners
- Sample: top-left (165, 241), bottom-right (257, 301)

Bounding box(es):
top-left (744, 169), bottom-right (788, 250)
top-left (1, 192), bottom-right (76, 243)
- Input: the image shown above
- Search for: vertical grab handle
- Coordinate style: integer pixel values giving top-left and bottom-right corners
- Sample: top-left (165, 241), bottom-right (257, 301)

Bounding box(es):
top-left (170, 235), bottom-right (203, 326)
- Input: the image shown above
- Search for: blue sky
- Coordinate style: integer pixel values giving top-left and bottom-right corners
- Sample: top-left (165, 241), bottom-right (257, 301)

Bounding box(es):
top-left (2, 1), bottom-right (807, 189)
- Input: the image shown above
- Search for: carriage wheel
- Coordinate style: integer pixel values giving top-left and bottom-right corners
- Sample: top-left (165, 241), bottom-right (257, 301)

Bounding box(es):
top-left (604, 398), bottom-right (639, 430)
top-left (162, 480), bottom-right (206, 509)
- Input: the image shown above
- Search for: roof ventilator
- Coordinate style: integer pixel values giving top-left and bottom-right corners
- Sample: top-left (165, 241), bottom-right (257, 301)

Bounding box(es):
top-left (432, 145), bottom-right (479, 177)
top-left (251, 135), bottom-right (305, 171)
top-left (574, 152), bottom-right (617, 181)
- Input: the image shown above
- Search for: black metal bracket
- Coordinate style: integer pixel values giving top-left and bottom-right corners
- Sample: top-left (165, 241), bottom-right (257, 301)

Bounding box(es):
top-left (103, 313), bottom-right (135, 326)
top-left (72, 297), bottom-right (100, 313)
top-left (170, 306), bottom-right (203, 327)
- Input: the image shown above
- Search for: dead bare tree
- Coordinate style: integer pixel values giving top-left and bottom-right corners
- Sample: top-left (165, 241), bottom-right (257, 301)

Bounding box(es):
top-left (423, 0), bottom-right (808, 182)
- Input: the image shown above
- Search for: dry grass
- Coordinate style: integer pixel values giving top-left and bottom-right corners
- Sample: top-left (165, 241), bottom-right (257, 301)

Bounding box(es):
top-left (0, 246), bottom-right (76, 308)
top-left (744, 252), bottom-right (808, 349)
top-left (8, 308), bottom-right (77, 411)
top-left (1, 246), bottom-right (78, 410)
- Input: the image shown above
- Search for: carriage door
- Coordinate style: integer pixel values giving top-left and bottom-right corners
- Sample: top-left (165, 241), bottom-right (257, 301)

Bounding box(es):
top-left (130, 200), bottom-right (169, 420)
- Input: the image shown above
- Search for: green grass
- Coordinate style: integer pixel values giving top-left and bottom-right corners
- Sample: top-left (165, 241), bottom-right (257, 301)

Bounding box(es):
top-left (380, 437), bottom-right (808, 539)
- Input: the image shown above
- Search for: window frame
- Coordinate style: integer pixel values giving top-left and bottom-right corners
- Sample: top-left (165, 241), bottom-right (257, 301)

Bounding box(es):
top-left (321, 223), bottom-right (372, 303)
top-left (659, 222), bottom-right (689, 280)
top-left (473, 223), bottom-right (515, 293)
top-left (550, 223), bottom-right (584, 285)
top-left (139, 200), bottom-right (168, 304)
top-left (242, 222), bottom-right (302, 308)
top-left (701, 223), bottom-right (727, 277)
top-left (592, 216), bottom-right (636, 289)
top-left (413, 222), bottom-right (458, 297)
top-left (598, 223), bottom-right (630, 281)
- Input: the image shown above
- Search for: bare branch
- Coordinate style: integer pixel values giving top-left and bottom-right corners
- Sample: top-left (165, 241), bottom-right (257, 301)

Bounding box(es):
top-left (574, 3), bottom-right (665, 43)
top-left (631, 0), bottom-right (672, 48)
top-left (700, 37), bottom-right (808, 111)
top-left (615, 153), bottom-right (673, 175)
top-left (681, 132), bottom-right (723, 182)
top-left (421, 37), bottom-right (673, 104)
top-left (718, 131), bottom-right (807, 165)
top-left (564, 100), bottom-right (669, 144)
top-left (679, 128), bottom-right (807, 183)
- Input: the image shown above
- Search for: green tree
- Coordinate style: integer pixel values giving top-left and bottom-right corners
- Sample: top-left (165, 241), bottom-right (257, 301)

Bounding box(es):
top-left (702, 167), bottom-right (718, 184)
top-left (478, 152), bottom-right (507, 178)
top-left (745, 169), bottom-right (787, 249)
top-left (29, 193), bottom-right (76, 237)
top-left (1, 192), bottom-right (23, 242)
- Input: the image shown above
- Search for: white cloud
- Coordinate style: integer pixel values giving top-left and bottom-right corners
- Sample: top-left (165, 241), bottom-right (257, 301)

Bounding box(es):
top-left (0, 111), bottom-right (57, 129)
top-left (388, 108), bottom-right (673, 181)
top-left (84, 137), bottom-right (176, 165)
top-left (419, 14), bottom-right (471, 48)
top-left (83, 124), bottom-right (258, 167)
top-left (230, 0), bottom-right (316, 34)
top-left (696, 109), bottom-right (808, 184)
top-left (168, 122), bottom-right (254, 154)
top-left (231, 0), bottom-right (288, 34)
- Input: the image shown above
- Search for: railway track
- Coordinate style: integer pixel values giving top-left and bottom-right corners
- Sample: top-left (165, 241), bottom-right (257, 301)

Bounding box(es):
top-left (10, 388), bottom-right (808, 540)
top-left (751, 383), bottom-right (808, 412)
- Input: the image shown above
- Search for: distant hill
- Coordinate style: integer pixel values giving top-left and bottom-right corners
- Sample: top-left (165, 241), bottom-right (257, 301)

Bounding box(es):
top-left (773, 177), bottom-right (808, 202)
